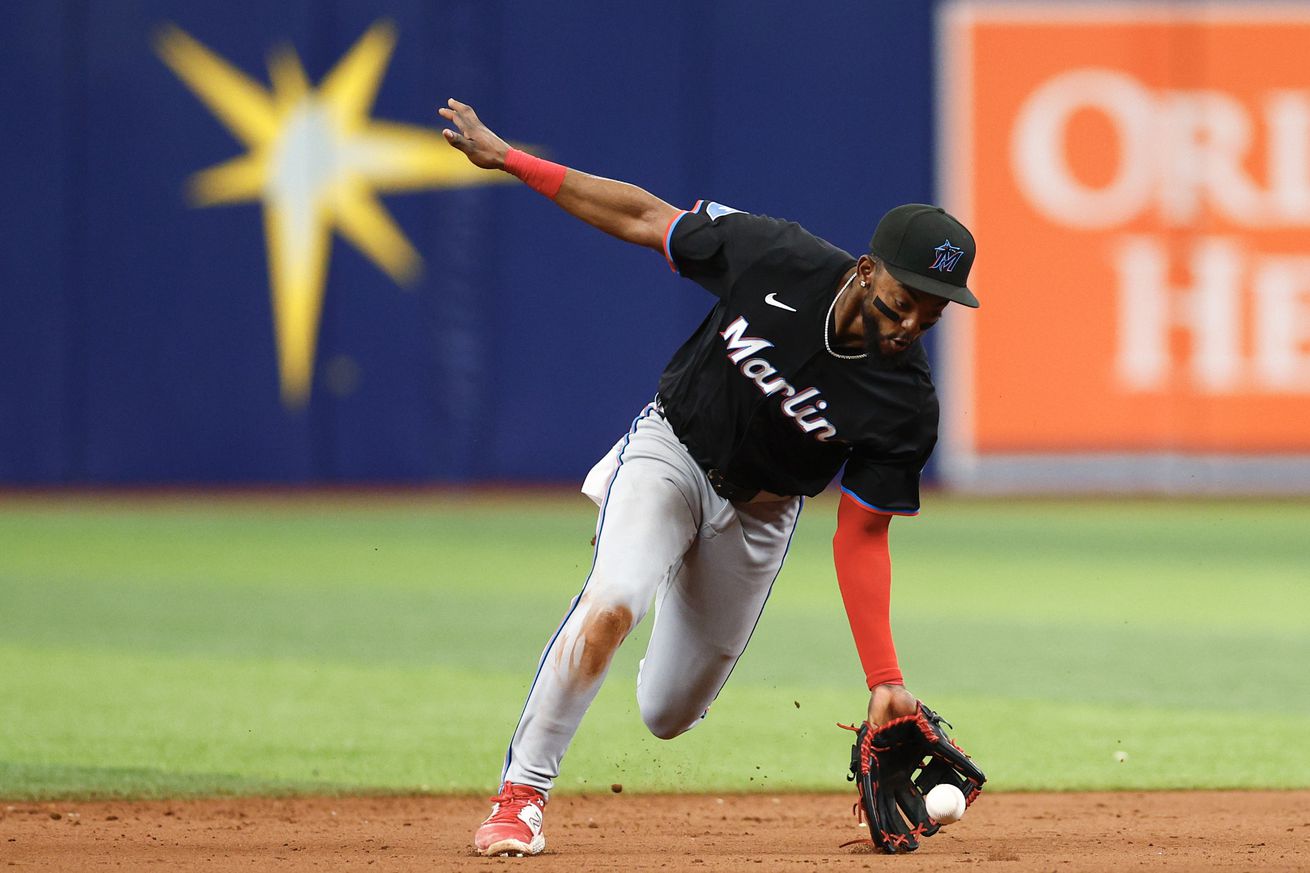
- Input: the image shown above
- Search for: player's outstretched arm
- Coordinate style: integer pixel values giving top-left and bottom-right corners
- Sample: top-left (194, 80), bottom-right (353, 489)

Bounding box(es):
top-left (438, 98), bottom-right (679, 253)
top-left (832, 494), bottom-right (919, 726)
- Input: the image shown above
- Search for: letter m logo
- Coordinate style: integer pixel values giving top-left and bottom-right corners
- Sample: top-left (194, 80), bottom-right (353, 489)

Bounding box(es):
top-left (930, 239), bottom-right (965, 272)
top-left (719, 316), bottom-right (775, 364)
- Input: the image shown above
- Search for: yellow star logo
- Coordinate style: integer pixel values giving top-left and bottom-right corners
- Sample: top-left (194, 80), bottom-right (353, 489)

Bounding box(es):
top-left (155, 20), bottom-right (504, 408)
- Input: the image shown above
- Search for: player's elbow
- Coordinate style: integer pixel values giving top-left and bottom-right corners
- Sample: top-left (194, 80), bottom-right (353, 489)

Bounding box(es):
top-left (620, 215), bottom-right (665, 251)
top-left (632, 202), bottom-right (680, 252)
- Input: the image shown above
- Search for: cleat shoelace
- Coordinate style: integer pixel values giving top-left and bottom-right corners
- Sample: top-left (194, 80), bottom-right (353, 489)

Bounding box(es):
top-left (484, 783), bottom-right (541, 824)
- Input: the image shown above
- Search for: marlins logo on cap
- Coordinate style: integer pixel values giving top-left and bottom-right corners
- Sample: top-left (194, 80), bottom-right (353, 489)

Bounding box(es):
top-left (868, 204), bottom-right (980, 308)
top-left (930, 239), bottom-right (966, 273)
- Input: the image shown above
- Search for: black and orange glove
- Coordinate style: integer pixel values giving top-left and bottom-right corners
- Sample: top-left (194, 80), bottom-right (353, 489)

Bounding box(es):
top-left (841, 702), bottom-right (986, 854)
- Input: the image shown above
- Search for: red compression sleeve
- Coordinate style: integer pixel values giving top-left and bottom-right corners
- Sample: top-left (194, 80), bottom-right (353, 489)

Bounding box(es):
top-left (833, 492), bottom-right (904, 688)
top-left (504, 148), bottom-right (567, 199)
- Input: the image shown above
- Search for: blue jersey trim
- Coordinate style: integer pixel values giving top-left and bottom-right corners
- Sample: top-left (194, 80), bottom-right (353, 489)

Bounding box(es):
top-left (840, 486), bottom-right (920, 517)
top-left (662, 201), bottom-right (707, 273)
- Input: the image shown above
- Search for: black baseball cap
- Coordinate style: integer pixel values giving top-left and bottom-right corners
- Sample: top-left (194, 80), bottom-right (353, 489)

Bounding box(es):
top-left (868, 204), bottom-right (979, 308)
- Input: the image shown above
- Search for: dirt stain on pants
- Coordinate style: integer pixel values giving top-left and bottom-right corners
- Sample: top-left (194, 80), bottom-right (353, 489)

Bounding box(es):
top-left (554, 599), bottom-right (634, 690)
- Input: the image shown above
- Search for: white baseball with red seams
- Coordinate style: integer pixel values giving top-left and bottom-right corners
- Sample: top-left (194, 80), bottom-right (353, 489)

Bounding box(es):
top-left (924, 784), bottom-right (967, 824)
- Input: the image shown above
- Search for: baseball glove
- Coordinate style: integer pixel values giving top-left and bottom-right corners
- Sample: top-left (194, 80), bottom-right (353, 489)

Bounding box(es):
top-left (840, 702), bottom-right (986, 853)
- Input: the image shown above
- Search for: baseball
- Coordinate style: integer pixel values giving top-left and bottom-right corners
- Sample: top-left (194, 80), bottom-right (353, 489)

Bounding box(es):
top-left (924, 784), bottom-right (967, 824)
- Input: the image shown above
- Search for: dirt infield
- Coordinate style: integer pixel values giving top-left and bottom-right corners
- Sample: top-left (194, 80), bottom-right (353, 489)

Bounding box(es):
top-left (3, 791), bottom-right (1307, 872)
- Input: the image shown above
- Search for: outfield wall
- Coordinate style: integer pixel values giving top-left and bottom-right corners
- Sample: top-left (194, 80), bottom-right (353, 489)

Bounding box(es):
top-left (3, 1), bottom-right (1309, 491)
top-left (0, 1), bottom-right (938, 485)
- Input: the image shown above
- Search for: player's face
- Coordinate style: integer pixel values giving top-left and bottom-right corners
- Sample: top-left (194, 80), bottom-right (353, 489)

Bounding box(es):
top-left (863, 263), bottom-right (949, 358)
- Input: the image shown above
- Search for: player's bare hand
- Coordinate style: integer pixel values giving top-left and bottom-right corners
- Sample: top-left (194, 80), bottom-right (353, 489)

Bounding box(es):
top-left (867, 683), bottom-right (918, 726)
top-left (438, 98), bottom-right (510, 170)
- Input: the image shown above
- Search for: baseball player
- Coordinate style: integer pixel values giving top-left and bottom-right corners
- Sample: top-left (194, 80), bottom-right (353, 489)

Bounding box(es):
top-left (438, 99), bottom-right (986, 858)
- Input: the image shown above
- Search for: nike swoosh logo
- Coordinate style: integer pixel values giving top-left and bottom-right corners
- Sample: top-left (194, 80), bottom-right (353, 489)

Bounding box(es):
top-left (764, 292), bottom-right (797, 312)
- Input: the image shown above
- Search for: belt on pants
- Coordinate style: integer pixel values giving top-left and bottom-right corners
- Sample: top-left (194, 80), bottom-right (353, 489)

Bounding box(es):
top-left (705, 468), bottom-right (790, 504)
top-left (706, 468), bottom-right (756, 502)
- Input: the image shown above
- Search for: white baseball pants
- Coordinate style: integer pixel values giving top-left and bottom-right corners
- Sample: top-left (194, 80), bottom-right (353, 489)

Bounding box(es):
top-left (499, 401), bottom-right (802, 796)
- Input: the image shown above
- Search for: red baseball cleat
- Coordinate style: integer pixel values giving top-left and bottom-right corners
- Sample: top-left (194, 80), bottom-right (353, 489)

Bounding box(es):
top-left (474, 781), bottom-right (546, 857)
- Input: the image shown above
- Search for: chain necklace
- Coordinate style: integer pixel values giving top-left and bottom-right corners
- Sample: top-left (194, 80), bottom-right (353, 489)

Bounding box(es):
top-left (825, 272), bottom-right (867, 360)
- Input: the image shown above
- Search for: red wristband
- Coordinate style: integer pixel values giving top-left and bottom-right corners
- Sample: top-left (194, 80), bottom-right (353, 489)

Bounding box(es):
top-left (504, 148), bottom-right (567, 199)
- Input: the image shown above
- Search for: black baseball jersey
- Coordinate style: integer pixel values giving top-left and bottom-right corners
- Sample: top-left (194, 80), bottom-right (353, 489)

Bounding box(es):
top-left (657, 200), bottom-right (938, 514)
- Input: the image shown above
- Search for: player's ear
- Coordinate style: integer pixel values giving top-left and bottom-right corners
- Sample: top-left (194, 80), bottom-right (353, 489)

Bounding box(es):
top-left (857, 255), bottom-right (877, 289)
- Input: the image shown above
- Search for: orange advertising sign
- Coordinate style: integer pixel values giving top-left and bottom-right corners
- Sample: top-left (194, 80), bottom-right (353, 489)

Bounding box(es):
top-left (938, 3), bottom-right (1310, 488)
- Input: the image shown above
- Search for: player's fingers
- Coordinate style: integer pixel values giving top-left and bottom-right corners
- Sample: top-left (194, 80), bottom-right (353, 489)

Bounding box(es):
top-left (441, 128), bottom-right (469, 152)
top-left (448, 97), bottom-right (478, 123)
top-left (447, 97), bottom-right (482, 128)
top-left (442, 106), bottom-right (472, 134)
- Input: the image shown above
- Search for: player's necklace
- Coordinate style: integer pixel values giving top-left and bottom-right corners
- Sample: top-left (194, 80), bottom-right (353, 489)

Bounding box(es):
top-left (825, 273), bottom-right (868, 360)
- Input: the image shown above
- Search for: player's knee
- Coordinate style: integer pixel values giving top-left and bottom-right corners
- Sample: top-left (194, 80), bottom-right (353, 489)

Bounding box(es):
top-left (574, 604), bottom-right (634, 683)
top-left (637, 697), bottom-right (701, 740)
top-left (641, 710), bottom-right (690, 741)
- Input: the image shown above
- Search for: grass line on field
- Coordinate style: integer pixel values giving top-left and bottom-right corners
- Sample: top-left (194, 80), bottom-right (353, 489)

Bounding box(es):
top-left (1, 493), bottom-right (1307, 799)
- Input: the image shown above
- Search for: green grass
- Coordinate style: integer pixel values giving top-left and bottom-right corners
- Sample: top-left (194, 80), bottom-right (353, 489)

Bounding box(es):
top-left (1, 491), bottom-right (1308, 800)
